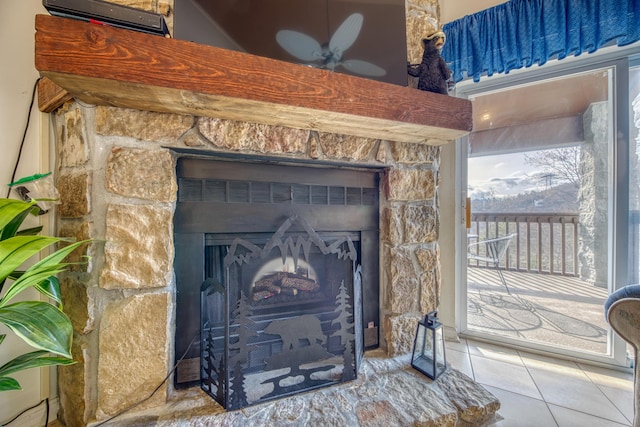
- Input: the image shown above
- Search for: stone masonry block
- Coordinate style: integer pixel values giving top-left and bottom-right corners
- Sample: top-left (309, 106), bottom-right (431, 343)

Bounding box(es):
top-left (57, 339), bottom-right (88, 427)
top-left (388, 246), bottom-right (419, 314)
top-left (386, 168), bottom-right (435, 202)
top-left (59, 107), bottom-right (88, 167)
top-left (403, 204), bottom-right (439, 243)
top-left (384, 313), bottom-right (422, 356)
top-left (106, 147), bottom-right (177, 202)
top-left (99, 203), bottom-right (173, 289)
top-left (316, 132), bottom-right (377, 161)
top-left (198, 118), bottom-right (308, 154)
top-left (59, 275), bottom-right (92, 334)
top-left (415, 245), bottom-right (440, 271)
top-left (420, 269), bottom-right (440, 313)
top-left (96, 293), bottom-right (169, 419)
top-left (389, 141), bottom-right (439, 165)
top-left (382, 206), bottom-right (403, 246)
top-left (95, 106), bottom-right (193, 142)
top-left (57, 173), bottom-right (90, 218)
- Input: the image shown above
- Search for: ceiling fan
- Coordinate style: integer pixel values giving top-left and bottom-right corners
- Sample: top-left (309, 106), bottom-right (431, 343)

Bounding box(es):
top-left (276, 13), bottom-right (386, 77)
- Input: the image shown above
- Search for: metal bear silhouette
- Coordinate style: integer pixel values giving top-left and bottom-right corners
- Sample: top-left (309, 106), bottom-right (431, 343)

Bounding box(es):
top-left (264, 314), bottom-right (326, 351)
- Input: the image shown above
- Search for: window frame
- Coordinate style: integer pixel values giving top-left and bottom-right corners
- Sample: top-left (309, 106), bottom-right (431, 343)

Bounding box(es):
top-left (452, 46), bottom-right (639, 367)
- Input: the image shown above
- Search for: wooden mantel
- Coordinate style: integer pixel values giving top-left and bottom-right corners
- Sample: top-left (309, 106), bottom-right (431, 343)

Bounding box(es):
top-left (35, 14), bottom-right (472, 145)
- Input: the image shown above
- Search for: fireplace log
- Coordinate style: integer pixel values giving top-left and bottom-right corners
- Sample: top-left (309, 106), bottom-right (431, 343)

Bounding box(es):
top-left (254, 283), bottom-right (282, 295)
top-left (255, 272), bottom-right (286, 288)
top-left (255, 271), bottom-right (319, 293)
top-left (279, 275), bottom-right (319, 292)
top-left (252, 290), bottom-right (275, 301)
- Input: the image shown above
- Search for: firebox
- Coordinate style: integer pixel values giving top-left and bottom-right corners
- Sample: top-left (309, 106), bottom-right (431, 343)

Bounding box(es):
top-left (173, 157), bottom-right (380, 408)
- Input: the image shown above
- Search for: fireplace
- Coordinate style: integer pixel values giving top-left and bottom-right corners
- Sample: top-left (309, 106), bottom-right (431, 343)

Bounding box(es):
top-left (50, 99), bottom-right (453, 425)
top-left (33, 0), bottom-right (482, 420)
top-left (173, 157), bottom-right (380, 407)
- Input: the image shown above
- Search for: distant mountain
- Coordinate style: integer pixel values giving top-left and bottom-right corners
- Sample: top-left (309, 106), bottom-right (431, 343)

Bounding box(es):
top-left (472, 182), bottom-right (579, 213)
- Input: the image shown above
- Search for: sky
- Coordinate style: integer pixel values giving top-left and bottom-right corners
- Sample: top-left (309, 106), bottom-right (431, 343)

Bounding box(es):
top-left (468, 152), bottom-right (545, 200)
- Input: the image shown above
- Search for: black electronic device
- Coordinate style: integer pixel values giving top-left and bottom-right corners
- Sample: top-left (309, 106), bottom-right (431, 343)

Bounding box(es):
top-left (42, 0), bottom-right (170, 36)
top-left (173, 0), bottom-right (408, 86)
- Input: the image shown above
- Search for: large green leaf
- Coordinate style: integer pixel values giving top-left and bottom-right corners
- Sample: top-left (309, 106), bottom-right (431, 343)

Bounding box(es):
top-left (36, 276), bottom-right (62, 306)
top-left (0, 235), bottom-right (60, 284)
top-left (0, 204), bottom-right (39, 242)
top-left (0, 377), bottom-right (20, 391)
top-left (7, 272), bottom-right (63, 306)
top-left (32, 239), bottom-right (89, 270)
top-left (0, 198), bottom-right (38, 292)
top-left (15, 226), bottom-right (44, 237)
top-left (0, 199), bottom-right (37, 236)
top-left (0, 197), bottom-right (91, 394)
top-left (0, 301), bottom-right (72, 358)
top-left (0, 239), bottom-right (89, 306)
top-left (0, 350), bottom-right (75, 378)
top-left (1, 265), bottom-right (66, 307)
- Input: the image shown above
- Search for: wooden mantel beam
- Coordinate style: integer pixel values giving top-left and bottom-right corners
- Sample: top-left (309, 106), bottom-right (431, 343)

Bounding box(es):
top-left (34, 14), bottom-right (472, 144)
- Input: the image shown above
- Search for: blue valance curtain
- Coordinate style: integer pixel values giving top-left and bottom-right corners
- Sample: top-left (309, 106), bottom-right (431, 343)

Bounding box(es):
top-left (441, 0), bottom-right (640, 82)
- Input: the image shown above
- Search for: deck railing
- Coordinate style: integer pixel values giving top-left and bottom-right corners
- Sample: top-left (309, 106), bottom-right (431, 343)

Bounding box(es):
top-left (468, 212), bottom-right (579, 276)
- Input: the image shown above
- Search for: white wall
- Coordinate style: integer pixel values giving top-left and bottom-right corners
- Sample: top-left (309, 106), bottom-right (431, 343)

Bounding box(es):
top-left (0, 0), bottom-right (53, 424)
top-left (440, 0), bottom-right (506, 24)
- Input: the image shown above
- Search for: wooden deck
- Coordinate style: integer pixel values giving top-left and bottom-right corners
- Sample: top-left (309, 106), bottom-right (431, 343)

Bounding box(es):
top-left (466, 266), bottom-right (610, 355)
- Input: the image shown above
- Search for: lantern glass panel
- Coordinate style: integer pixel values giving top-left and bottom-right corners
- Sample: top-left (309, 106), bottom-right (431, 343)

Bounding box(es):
top-left (411, 312), bottom-right (447, 380)
top-left (434, 326), bottom-right (446, 378)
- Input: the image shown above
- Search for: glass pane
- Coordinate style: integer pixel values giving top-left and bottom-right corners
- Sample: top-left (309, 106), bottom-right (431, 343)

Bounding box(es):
top-left (624, 65), bottom-right (640, 366)
top-left (466, 68), bottom-right (613, 357)
top-left (629, 66), bottom-right (640, 285)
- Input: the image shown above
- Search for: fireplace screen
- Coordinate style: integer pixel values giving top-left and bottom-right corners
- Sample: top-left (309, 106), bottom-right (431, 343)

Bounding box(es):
top-left (173, 158), bottom-right (380, 405)
top-left (200, 215), bottom-right (362, 410)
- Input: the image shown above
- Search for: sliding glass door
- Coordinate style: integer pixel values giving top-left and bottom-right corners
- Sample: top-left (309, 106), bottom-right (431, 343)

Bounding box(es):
top-left (457, 57), bottom-right (633, 366)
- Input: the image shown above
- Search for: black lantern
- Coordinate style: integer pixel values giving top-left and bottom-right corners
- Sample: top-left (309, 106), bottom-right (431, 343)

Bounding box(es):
top-left (411, 311), bottom-right (447, 380)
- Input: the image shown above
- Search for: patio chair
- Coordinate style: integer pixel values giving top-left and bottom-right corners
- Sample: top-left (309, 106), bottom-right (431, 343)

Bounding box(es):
top-left (605, 285), bottom-right (640, 427)
top-left (467, 233), bottom-right (517, 294)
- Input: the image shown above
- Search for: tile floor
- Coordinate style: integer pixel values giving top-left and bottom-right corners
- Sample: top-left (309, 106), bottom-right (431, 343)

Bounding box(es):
top-left (446, 338), bottom-right (635, 426)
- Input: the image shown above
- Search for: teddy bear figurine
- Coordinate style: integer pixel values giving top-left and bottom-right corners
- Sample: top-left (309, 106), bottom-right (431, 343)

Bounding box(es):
top-left (407, 31), bottom-right (452, 95)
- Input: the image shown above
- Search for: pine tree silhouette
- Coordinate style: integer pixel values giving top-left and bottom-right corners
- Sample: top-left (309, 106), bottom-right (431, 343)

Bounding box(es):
top-left (342, 340), bottom-right (356, 381)
top-left (201, 327), bottom-right (216, 394)
top-left (229, 291), bottom-right (257, 366)
top-left (227, 291), bottom-right (257, 408)
top-left (217, 357), bottom-right (226, 404)
top-left (330, 280), bottom-right (356, 379)
top-left (229, 360), bottom-right (248, 409)
top-left (331, 280), bottom-right (354, 349)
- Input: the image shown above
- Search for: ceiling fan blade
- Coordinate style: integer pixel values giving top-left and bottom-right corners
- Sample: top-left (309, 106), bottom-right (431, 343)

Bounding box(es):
top-left (340, 59), bottom-right (387, 77)
top-left (276, 30), bottom-right (322, 62)
top-left (329, 13), bottom-right (363, 55)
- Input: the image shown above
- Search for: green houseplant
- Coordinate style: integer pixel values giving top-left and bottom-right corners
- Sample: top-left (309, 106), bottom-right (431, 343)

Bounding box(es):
top-left (0, 197), bottom-right (88, 391)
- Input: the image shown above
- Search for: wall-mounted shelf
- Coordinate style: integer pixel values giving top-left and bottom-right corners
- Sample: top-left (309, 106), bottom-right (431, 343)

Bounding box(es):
top-left (35, 14), bottom-right (472, 145)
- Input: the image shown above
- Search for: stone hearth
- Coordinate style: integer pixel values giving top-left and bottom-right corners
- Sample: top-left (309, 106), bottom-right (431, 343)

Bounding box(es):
top-left (94, 351), bottom-right (499, 427)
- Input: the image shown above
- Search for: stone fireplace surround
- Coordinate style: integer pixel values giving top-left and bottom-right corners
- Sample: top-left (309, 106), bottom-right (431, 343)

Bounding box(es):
top-left (41, 0), bottom-right (499, 425)
top-left (52, 103), bottom-right (500, 426)
top-left (55, 103), bottom-right (457, 423)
